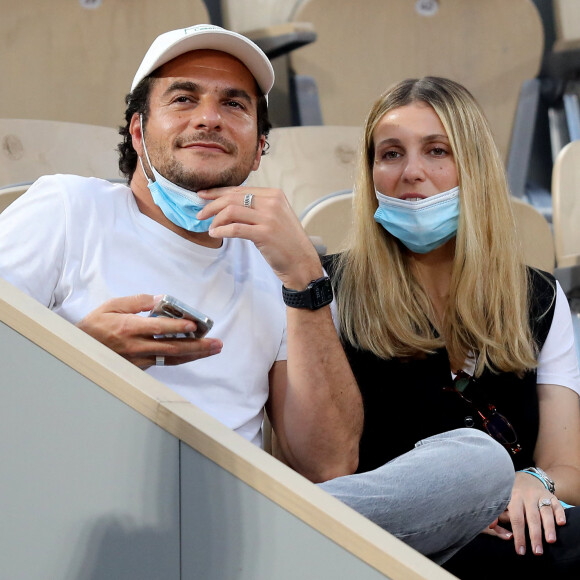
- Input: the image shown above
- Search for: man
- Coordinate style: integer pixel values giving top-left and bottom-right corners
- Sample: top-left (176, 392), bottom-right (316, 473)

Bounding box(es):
top-left (0, 24), bottom-right (514, 563)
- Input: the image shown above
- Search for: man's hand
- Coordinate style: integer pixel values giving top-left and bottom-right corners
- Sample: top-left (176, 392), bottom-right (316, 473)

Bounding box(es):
top-left (197, 186), bottom-right (323, 289)
top-left (76, 294), bottom-right (222, 368)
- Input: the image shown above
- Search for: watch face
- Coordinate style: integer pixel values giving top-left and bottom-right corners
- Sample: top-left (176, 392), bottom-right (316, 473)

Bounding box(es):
top-left (282, 277), bottom-right (333, 309)
top-left (310, 277), bottom-right (333, 308)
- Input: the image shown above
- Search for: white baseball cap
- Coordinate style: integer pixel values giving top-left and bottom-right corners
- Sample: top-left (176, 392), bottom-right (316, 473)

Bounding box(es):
top-left (131, 24), bottom-right (275, 95)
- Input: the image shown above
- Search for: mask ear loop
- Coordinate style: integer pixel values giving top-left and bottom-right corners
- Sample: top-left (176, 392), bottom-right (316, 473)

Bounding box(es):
top-left (138, 114), bottom-right (154, 183)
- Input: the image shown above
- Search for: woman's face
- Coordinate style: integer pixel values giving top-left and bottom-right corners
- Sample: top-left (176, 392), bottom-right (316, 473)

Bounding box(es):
top-left (372, 102), bottom-right (459, 200)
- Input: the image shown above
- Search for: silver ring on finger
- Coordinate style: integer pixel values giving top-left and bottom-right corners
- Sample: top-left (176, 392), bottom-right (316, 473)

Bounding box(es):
top-left (538, 497), bottom-right (552, 510)
top-left (156, 355), bottom-right (165, 367)
top-left (243, 193), bottom-right (254, 209)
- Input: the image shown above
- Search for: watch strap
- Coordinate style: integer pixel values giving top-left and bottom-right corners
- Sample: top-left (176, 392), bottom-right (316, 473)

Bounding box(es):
top-left (282, 276), bottom-right (333, 310)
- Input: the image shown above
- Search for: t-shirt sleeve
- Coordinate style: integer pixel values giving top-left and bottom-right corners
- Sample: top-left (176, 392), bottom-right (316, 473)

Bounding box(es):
top-left (0, 176), bottom-right (66, 308)
top-left (276, 322), bottom-right (287, 362)
top-left (537, 281), bottom-right (580, 396)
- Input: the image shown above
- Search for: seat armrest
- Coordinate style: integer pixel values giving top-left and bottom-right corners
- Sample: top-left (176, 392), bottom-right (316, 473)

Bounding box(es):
top-left (244, 22), bottom-right (316, 60)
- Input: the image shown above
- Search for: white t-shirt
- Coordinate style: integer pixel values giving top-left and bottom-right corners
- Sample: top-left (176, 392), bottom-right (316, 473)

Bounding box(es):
top-left (0, 175), bottom-right (287, 445)
top-left (536, 282), bottom-right (580, 394)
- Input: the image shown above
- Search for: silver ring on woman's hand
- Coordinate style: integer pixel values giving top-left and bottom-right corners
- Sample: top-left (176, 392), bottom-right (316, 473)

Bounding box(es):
top-left (243, 193), bottom-right (254, 209)
top-left (538, 498), bottom-right (552, 510)
top-left (156, 355), bottom-right (165, 367)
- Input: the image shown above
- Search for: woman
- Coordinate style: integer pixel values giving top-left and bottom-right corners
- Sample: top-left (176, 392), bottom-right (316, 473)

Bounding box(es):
top-left (323, 77), bottom-right (580, 577)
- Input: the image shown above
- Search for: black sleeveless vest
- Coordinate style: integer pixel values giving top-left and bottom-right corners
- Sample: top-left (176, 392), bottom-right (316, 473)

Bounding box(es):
top-left (323, 255), bottom-right (556, 473)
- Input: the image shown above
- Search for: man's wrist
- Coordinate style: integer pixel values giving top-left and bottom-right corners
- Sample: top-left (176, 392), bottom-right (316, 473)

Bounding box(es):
top-left (282, 276), bottom-right (333, 310)
top-left (281, 264), bottom-right (325, 292)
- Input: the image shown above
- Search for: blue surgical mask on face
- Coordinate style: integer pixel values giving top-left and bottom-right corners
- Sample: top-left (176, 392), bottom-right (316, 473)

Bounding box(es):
top-left (139, 114), bottom-right (241, 233)
top-left (373, 186), bottom-right (460, 253)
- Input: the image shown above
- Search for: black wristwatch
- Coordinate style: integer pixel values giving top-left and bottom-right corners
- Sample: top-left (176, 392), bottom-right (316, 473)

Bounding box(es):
top-left (282, 276), bottom-right (333, 310)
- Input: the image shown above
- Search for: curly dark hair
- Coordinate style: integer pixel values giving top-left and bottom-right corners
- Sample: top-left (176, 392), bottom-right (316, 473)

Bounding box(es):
top-left (117, 75), bottom-right (272, 183)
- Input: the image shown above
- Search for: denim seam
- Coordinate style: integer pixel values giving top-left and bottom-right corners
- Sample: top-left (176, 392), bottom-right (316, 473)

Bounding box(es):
top-left (394, 501), bottom-right (509, 540)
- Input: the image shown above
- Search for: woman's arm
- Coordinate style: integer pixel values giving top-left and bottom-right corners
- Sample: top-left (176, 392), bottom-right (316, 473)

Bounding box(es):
top-left (534, 383), bottom-right (580, 504)
top-left (496, 282), bottom-right (580, 555)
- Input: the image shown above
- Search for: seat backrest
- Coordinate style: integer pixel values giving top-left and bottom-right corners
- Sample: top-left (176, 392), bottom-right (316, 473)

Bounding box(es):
top-left (553, 0), bottom-right (580, 51)
top-left (246, 125), bottom-right (361, 216)
top-left (511, 197), bottom-right (555, 273)
top-left (300, 191), bottom-right (354, 255)
top-left (0, 184), bottom-right (30, 213)
top-left (221, 0), bottom-right (301, 32)
top-left (0, 119), bottom-right (121, 186)
top-left (301, 191), bottom-right (555, 273)
top-left (551, 139), bottom-right (580, 268)
top-left (290, 0), bottom-right (543, 163)
top-left (0, 0), bottom-right (209, 128)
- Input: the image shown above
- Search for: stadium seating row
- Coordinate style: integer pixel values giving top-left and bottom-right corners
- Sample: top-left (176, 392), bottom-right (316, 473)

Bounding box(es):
top-left (1, 118), bottom-right (577, 273)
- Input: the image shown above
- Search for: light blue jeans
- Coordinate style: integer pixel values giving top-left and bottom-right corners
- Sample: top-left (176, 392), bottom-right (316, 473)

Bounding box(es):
top-left (318, 428), bottom-right (515, 564)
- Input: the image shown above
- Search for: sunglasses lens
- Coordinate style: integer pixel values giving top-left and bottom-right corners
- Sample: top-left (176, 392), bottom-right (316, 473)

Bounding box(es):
top-left (484, 413), bottom-right (517, 445)
top-left (449, 372), bottom-right (522, 455)
top-left (454, 376), bottom-right (471, 394)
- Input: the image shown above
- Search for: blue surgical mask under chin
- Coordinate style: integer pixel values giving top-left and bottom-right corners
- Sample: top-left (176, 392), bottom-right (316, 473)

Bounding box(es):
top-left (373, 186), bottom-right (460, 254)
top-left (139, 116), bottom-right (246, 233)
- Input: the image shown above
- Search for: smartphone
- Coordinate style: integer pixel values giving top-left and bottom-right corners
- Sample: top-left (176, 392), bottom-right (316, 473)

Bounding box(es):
top-left (148, 294), bottom-right (214, 339)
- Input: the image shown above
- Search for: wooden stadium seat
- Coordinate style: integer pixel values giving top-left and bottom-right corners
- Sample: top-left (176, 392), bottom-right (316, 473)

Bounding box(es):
top-left (553, 0), bottom-right (580, 52)
top-left (551, 139), bottom-right (580, 268)
top-left (289, 0), bottom-right (543, 165)
top-left (0, 0), bottom-right (210, 128)
top-left (220, 0), bottom-right (302, 33)
top-left (0, 184), bottom-right (30, 214)
top-left (246, 125), bottom-right (361, 217)
top-left (511, 196), bottom-right (555, 273)
top-left (300, 191), bottom-right (354, 255)
top-left (0, 119), bottom-right (121, 187)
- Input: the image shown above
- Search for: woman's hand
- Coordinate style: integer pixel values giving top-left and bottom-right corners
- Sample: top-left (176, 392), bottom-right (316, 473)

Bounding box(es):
top-left (481, 518), bottom-right (513, 541)
top-left (500, 471), bottom-right (567, 555)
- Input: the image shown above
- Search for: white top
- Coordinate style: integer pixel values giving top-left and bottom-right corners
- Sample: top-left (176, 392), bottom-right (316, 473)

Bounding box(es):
top-left (537, 282), bottom-right (580, 393)
top-left (0, 175), bottom-right (287, 445)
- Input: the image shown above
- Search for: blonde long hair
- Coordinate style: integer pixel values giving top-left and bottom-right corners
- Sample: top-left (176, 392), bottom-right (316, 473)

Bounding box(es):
top-left (336, 77), bottom-right (538, 375)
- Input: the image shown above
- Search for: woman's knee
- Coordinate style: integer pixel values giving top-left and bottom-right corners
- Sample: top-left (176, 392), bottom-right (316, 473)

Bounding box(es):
top-left (417, 428), bottom-right (515, 499)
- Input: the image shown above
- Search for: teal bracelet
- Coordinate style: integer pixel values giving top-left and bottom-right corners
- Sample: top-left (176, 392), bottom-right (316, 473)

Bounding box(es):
top-left (518, 470), bottom-right (575, 508)
top-left (519, 469), bottom-right (552, 491)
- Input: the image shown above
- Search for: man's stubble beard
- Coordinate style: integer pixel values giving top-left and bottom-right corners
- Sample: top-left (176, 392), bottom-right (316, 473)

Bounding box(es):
top-left (152, 137), bottom-right (259, 192)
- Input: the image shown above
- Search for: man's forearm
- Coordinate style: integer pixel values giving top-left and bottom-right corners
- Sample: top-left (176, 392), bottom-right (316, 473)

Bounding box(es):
top-left (279, 305), bottom-right (363, 482)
